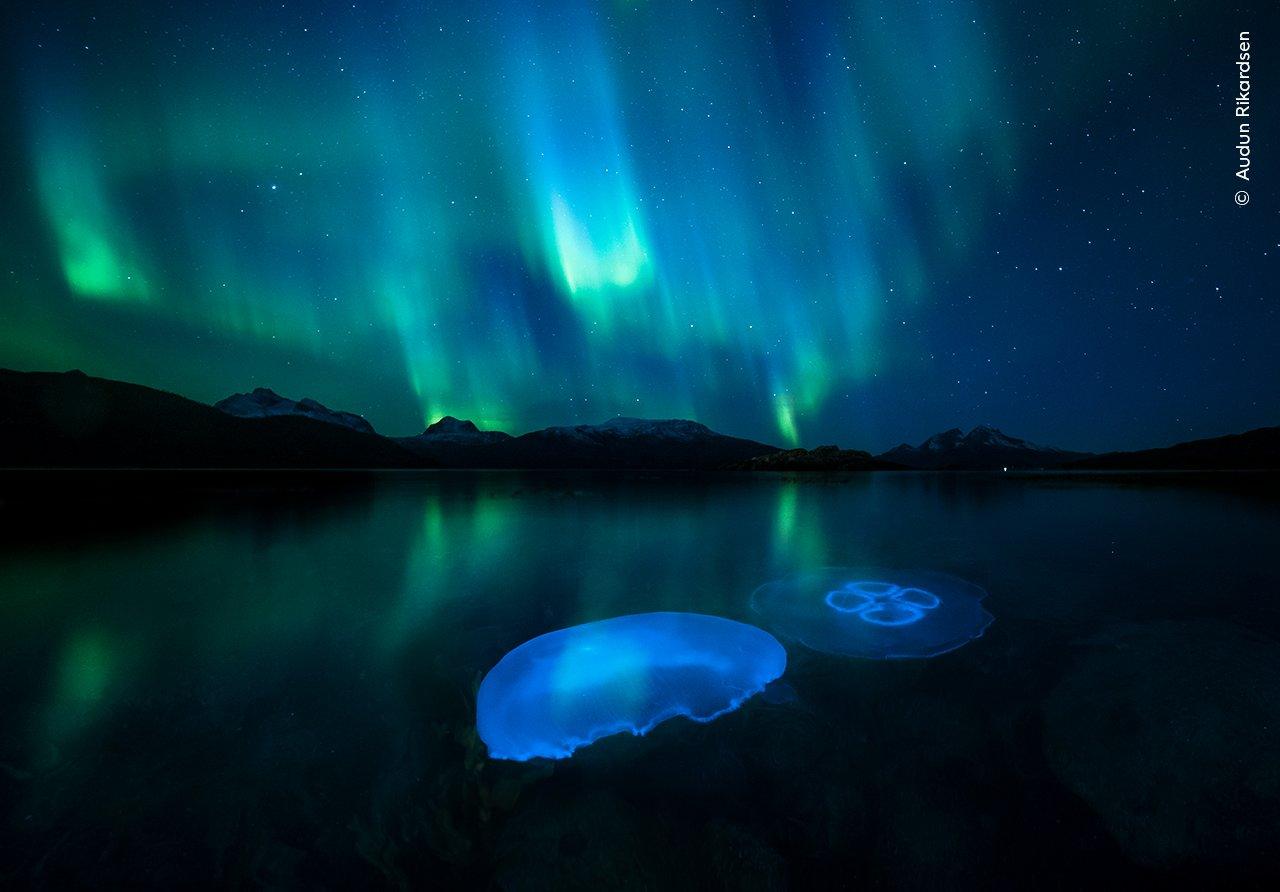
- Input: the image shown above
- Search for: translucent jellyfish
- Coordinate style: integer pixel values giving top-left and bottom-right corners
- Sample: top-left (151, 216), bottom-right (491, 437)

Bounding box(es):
top-left (477, 612), bottom-right (787, 761)
top-left (751, 568), bottom-right (993, 659)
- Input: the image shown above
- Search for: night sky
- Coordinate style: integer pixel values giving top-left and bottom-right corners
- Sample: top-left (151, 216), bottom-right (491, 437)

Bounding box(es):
top-left (1, 0), bottom-right (1275, 452)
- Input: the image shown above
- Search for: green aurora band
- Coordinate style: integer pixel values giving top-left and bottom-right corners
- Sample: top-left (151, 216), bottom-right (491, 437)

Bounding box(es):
top-left (7, 0), bottom-right (1039, 443)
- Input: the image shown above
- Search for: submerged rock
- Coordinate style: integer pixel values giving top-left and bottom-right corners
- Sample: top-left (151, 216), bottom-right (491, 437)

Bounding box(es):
top-left (703, 820), bottom-right (787, 891)
top-left (496, 791), bottom-right (675, 891)
top-left (1043, 620), bottom-right (1280, 868)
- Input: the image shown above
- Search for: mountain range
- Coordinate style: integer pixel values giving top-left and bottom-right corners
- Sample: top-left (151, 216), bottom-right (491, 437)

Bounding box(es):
top-left (1, 369), bottom-right (1274, 471)
top-left (879, 425), bottom-right (1093, 470)
top-left (400, 415), bottom-right (513, 446)
top-left (392, 416), bottom-right (776, 469)
top-left (214, 387), bottom-right (375, 434)
top-left (1065, 426), bottom-right (1280, 471)
top-left (213, 386), bottom-right (778, 468)
top-left (0, 370), bottom-right (775, 470)
top-left (0, 370), bottom-right (417, 469)
top-left (732, 445), bottom-right (902, 472)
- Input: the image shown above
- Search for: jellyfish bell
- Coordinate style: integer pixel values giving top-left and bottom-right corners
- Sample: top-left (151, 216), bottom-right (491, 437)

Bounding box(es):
top-left (752, 568), bottom-right (993, 659)
top-left (477, 612), bottom-right (787, 761)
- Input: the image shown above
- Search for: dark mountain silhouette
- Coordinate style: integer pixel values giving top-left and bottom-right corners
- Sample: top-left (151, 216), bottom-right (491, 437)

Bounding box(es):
top-left (12, 369), bottom-right (1266, 473)
top-left (215, 387), bottom-right (375, 434)
top-left (879, 425), bottom-right (1091, 470)
top-left (400, 416), bottom-right (779, 469)
top-left (732, 445), bottom-right (903, 472)
top-left (0, 371), bottom-right (777, 470)
top-left (1066, 426), bottom-right (1280, 470)
top-left (0, 370), bottom-right (420, 468)
top-left (396, 416), bottom-right (513, 453)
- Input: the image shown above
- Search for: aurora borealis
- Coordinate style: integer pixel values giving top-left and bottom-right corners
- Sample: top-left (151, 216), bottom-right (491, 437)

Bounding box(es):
top-left (1, 0), bottom-right (1275, 450)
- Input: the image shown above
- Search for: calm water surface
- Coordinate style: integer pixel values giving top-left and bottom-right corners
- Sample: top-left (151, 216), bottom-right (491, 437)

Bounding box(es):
top-left (1, 471), bottom-right (1278, 888)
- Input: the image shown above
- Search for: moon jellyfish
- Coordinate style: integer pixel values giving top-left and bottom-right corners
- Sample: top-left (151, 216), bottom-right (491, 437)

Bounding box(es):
top-left (477, 612), bottom-right (787, 761)
top-left (751, 569), bottom-right (993, 659)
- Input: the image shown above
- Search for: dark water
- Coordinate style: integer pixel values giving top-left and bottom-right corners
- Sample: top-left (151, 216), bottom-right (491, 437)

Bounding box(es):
top-left (2, 471), bottom-right (1278, 889)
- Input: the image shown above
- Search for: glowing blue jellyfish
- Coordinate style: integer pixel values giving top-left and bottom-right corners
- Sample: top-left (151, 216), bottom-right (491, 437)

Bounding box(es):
top-left (477, 612), bottom-right (787, 761)
top-left (751, 569), bottom-right (993, 659)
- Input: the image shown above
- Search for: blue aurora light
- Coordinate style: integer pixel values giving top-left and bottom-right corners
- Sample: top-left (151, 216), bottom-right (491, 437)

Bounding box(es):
top-left (477, 612), bottom-right (787, 761)
top-left (752, 569), bottom-right (993, 659)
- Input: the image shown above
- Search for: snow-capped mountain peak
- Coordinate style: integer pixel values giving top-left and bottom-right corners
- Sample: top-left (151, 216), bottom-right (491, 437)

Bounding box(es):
top-left (411, 416), bottom-right (511, 444)
top-left (594, 417), bottom-right (714, 439)
top-left (214, 388), bottom-right (375, 434)
top-left (878, 425), bottom-right (1091, 469)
